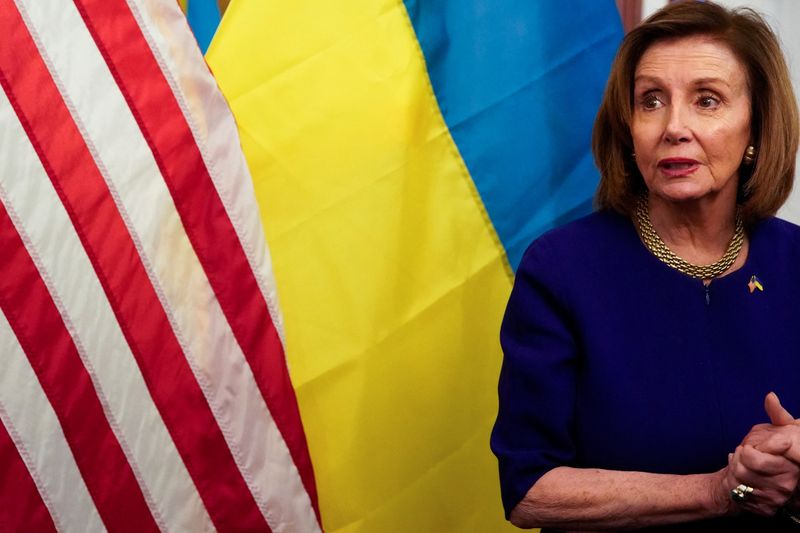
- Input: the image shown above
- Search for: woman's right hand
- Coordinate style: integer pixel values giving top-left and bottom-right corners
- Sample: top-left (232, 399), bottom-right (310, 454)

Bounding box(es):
top-left (720, 432), bottom-right (800, 516)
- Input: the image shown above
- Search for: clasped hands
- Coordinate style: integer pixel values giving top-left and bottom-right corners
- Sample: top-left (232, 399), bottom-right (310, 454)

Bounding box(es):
top-left (718, 392), bottom-right (800, 517)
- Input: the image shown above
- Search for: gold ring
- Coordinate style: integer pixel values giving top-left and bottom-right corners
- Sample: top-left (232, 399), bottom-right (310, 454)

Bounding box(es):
top-left (730, 484), bottom-right (754, 503)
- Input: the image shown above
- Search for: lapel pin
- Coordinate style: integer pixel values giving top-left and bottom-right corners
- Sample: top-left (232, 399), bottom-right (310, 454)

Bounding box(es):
top-left (748, 275), bottom-right (764, 293)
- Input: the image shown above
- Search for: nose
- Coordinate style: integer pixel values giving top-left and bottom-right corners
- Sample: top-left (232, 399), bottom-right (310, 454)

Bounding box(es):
top-left (663, 104), bottom-right (692, 144)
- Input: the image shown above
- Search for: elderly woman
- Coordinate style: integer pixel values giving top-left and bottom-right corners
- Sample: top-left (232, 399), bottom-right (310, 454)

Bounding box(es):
top-left (491, 2), bottom-right (800, 531)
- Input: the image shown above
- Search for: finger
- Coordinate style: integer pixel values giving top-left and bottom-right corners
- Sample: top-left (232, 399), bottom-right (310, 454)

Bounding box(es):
top-left (754, 425), bottom-right (800, 464)
top-left (739, 444), bottom-right (796, 476)
top-left (731, 446), bottom-right (751, 482)
top-left (754, 433), bottom-right (792, 456)
top-left (765, 392), bottom-right (796, 426)
top-left (785, 447), bottom-right (800, 464)
top-left (778, 439), bottom-right (800, 465)
top-left (742, 500), bottom-right (788, 517)
top-left (728, 445), bottom-right (797, 515)
top-left (743, 424), bottom-right (775, 448)
top-left (730, 479), bottom-right (795, 516)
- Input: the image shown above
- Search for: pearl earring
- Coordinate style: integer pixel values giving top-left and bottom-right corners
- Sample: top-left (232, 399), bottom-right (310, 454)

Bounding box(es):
top-left (742, 145), bottom-right (757, 165)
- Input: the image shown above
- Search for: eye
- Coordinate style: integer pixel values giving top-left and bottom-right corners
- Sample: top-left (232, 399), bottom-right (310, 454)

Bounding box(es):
top-left (697, 94), bottom-right (721, 109)
top-left (640, 93), bottom-right (664, 110)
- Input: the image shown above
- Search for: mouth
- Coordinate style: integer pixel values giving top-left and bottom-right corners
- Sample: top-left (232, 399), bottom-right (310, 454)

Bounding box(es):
top-left (658, 158), bottom-right (700, 176)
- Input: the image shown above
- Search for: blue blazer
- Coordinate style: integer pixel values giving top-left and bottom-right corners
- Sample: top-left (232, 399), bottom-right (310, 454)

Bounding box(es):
top-left (491, 211), bottom-right (800, 531)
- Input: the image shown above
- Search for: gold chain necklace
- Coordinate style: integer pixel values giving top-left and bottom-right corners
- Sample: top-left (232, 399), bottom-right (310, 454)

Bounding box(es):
top-left (634, 197), bottom-right (745, 280)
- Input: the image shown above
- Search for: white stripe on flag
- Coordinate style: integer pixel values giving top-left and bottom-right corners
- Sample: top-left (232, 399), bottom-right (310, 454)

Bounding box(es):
top-left (133, 0), bottom-right (288, 343)
top-left (0, 76), bottom-right (214, 532)
top-left (0, 305), bottom-right (104, 533)
top-left (114, 1), bottom-right (319, 529)
top-left (11, 0), bottom-right (319, 531)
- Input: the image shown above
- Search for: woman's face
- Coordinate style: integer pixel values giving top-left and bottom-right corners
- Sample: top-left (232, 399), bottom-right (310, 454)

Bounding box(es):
top-left (630, 36), bottom-right (752, 205)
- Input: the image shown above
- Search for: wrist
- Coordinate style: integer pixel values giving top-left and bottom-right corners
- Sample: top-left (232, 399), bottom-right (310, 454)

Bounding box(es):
top-left (706, 469), bottom-right (737, 518)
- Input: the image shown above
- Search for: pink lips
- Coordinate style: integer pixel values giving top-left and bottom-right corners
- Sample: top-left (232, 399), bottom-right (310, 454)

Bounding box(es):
top-left (657, 157), bottom-right (700, 177)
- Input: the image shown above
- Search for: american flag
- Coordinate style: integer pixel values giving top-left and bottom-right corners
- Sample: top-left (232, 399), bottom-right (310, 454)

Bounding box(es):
top-left (0, 0), bottom-right (321, 531)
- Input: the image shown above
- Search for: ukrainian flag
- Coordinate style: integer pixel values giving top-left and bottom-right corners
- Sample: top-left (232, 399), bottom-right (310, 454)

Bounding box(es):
top-left (207, 2), bottom-right (621, 531)
top-left (180, 0), bottom-right (221, 53)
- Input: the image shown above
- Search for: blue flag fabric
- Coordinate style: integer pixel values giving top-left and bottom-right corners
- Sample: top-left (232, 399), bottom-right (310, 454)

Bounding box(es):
top-left (186, 0), bottom-right (221, 54)
top-left (404, 1), bottom-right (623, 270)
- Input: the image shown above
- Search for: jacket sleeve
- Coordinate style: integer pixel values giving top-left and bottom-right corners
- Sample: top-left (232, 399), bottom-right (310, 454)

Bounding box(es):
top-left (490, 235), bottom-right (580, 518)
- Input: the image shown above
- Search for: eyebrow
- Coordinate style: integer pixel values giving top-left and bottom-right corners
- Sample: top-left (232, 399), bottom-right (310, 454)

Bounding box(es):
top-left (633, 75), bottom-right (732, 88)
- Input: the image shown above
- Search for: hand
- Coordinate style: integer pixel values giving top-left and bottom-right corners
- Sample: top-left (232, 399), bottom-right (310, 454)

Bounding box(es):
top-left (763, 393), bottom-right (800, 512)
top-left (722, 433), bottom-right (799, 516)
top-left (728, 392), bottom-right (800, 514)
top-left (741, 394), bottom-right (800, 461)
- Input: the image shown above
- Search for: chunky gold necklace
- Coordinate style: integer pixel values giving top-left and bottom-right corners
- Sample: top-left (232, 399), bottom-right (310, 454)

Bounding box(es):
top-left (634, 197), bottom-right (744, 280)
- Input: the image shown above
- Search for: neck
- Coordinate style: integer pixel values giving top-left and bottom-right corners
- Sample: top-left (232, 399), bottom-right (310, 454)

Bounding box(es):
top-left (647, 192), bottom-right (739, 266)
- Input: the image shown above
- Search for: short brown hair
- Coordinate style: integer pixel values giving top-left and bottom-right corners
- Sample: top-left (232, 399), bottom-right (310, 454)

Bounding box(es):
top-left (593, 0), bottom-right (798, 223)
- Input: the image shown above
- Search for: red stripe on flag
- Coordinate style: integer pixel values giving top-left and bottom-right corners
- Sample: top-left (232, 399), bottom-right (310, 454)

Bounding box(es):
top-left (75, 0), bottom-right (320, 518)
top-left (0, 200), bottom-right (158, 532)
top-left (0, 2), bottom-right (270, 531)
top-left (0, 413), bottom-right (57, 533)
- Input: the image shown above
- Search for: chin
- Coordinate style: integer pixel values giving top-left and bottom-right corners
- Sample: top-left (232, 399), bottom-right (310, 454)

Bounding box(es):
top-left (651, 187), bottom-right (711, 204)
top-left (659, 193), bottom-right (709, 204)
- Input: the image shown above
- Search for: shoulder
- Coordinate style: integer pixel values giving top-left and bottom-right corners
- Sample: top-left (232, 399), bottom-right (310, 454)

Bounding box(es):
top-left (541, 209), bottom-right (630, 242)
top-left (750, 216), bottom-right (800, 257)
top-left (516, 210), bottom-right (636, 275)
top-left (752, 216), bottom-right (800, 240)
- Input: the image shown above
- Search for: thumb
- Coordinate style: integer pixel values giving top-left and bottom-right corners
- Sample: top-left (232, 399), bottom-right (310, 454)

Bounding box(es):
top-left (765, 392), bottom-right (796, 426)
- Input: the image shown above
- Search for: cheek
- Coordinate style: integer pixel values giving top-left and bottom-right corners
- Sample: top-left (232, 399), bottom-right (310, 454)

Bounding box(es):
top-left (703, 123), bottom-right (750, 163)
top-left (715, 113), bottom-right (751, 146)
top-left (631, 136), bottom-right (659, 170)
top-left (630, 118), bottom-right (660, 150)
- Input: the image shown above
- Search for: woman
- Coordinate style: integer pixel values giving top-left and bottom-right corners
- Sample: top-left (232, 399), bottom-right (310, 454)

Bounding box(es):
top-left (491, 2), bottom-right (800, 531)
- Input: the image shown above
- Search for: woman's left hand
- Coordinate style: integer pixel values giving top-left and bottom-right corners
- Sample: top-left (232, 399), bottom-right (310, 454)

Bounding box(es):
top-left (740, 393), bottom-right (800, 512)
top-left (724, 433), bottom-right (799, 516)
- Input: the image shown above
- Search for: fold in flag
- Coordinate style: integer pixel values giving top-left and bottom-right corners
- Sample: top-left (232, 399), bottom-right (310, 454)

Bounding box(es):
top-left (0, 0), bottom-right (320, 531)
top-left (208, 1), bottom-right (621, 531)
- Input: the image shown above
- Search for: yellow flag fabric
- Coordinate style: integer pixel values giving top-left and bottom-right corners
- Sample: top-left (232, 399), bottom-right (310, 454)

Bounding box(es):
top-left (207, 1), bottom-right (516, 531)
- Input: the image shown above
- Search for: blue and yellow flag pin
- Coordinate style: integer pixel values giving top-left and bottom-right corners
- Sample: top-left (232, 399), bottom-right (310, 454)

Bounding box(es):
top-left (748, 275), bottom-right (764, 293)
